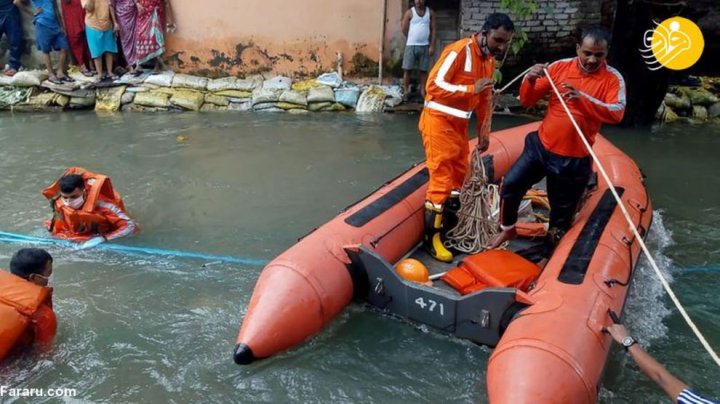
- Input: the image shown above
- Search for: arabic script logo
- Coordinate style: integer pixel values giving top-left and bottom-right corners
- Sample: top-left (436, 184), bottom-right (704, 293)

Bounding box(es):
top-left (641, 17), bottom-right (704, 71)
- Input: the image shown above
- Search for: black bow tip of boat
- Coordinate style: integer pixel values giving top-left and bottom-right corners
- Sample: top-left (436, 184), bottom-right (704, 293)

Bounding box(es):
top-left (233, 343), bottom-right (255, 365)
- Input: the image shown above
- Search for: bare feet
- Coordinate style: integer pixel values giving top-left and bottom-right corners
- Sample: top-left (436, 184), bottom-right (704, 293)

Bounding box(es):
top-left (487, 226), bottom-right (517, 249)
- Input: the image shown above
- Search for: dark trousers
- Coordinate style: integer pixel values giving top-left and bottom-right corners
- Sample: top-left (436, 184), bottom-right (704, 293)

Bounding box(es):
top-left (0, 9), bottom-right (23, 70)
top-left (500, 131), bottom-right (592, 232)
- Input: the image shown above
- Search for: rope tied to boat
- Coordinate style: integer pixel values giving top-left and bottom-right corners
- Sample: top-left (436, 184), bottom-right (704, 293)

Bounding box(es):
top-left (543, 67), bottom-right (720, 368)
top-left (445, 66), bottom-right (533, 254)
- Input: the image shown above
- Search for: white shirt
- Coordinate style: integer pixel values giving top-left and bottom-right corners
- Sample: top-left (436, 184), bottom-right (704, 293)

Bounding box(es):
top-left (407, 6), bottom-right (431, 46)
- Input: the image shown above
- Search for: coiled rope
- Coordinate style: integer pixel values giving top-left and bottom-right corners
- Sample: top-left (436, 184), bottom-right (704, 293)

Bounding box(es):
top-left (445, 66), bottom-right (533, 254)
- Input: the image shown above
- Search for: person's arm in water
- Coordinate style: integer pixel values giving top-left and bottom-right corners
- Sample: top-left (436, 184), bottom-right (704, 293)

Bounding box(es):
top-left (606, 324), bottom-right (688, 401)
top-left (97, 201), bottom-right (137, 241)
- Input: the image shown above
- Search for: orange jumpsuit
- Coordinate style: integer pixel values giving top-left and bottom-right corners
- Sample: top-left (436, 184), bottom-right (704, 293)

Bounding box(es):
top-left (419, 33), bottom-right (495, 206)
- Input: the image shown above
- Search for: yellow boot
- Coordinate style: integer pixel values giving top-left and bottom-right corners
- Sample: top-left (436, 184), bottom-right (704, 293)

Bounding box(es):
top-left (424, 202), bottom-right (454, 263)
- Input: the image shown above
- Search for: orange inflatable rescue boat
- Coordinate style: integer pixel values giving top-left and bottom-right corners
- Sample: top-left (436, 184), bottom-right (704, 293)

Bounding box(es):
top-left (234, 122), bottom-right (652, 403)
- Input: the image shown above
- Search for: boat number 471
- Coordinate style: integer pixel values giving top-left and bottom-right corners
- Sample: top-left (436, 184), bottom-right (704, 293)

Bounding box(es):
top-left (415, 297), bottom-right (445, 316)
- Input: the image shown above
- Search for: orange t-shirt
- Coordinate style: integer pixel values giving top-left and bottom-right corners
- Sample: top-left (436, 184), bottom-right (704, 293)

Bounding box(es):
top-left (520, 57), bottom-right (626, 157)
top-left (82, 0), bottom-right (112, 31)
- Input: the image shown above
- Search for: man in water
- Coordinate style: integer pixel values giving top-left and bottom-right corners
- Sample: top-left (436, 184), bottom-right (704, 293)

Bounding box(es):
top-left (420, 12), bottom-right (514, 262)
top-left (0, 248), bottom-right (56, 360)
top-left (489, 26), bottom-right (626, 256)
top-left (43, 169), bottom-right (138, 249)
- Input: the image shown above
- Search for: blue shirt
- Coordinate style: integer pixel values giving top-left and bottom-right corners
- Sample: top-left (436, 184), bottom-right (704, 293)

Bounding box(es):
top-left (0, 0), bottom-right (16, 16)
top-left (677, 389), bottom-right (717, 404)
top-left (30, 0), bottom-right (59, 28)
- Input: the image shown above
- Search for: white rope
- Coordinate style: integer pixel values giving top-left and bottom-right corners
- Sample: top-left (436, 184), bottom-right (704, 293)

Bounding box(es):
top-left (445, 67), bottom-right (533, 254)
top-left (543, 68), bottom-right (720, 368)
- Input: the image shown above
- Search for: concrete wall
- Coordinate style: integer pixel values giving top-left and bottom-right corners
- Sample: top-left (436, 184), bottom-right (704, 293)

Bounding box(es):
top-left (165, 0), bottom-right (404, 78)
top-left (459, 0), bottom-right (615, 66)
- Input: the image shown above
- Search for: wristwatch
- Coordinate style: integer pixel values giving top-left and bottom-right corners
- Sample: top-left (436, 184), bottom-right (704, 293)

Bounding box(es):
top-left (622, 336), bottom-right (638, 351)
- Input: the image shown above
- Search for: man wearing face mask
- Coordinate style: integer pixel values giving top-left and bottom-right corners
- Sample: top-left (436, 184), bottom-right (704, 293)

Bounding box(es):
top-left (0, 248), bottom-right (57, 360)
top-left (419, 12), bottom-right (514, 262)
top-left (488, 26), bottom-right (626, 254)
top-left (42, 167), bottom-right (138, 249)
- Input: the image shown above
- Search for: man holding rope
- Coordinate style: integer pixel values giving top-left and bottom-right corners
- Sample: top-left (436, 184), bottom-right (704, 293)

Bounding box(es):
top-left (420, 12), bottom-right (514, 262)
top-left (488, 26), bottom-right (626, 254)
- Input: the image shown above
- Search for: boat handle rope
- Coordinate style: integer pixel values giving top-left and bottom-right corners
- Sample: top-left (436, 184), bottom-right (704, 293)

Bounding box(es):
top-left (543, 67), bottom-right (720, 368)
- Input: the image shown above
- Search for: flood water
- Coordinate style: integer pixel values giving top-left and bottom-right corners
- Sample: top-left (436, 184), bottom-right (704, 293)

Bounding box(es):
top-left (0, 111), bottom-right (717, 403)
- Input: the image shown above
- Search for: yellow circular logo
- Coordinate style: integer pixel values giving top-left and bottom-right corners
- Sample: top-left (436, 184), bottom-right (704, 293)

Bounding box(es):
top-left (650, 17), bottom-right (704, 70)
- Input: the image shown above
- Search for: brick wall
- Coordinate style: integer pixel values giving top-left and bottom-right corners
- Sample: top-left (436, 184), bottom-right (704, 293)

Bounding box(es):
top-left (460, 0), bottom-right (616, 66)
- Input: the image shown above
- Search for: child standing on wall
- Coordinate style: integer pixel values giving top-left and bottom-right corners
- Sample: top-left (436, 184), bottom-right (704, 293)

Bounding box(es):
top-left (14, 0), bottom-right (74, 84)
top-left (81, 0), bottom-right (119, 82)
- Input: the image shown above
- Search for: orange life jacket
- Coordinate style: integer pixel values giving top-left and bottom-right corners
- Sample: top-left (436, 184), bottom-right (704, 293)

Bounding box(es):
top-left (42, 167), bottom-right (127, 242)
top-left (0, 271), bottom-right (57, 360)
top-left (441, 250), bottom-right (541, 295)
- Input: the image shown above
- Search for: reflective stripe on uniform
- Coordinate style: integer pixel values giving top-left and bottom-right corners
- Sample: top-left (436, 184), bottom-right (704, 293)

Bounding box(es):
top-left (435, 51), bottom-right (469, 93)
top-left (424, 101), bottom-right (472, 119)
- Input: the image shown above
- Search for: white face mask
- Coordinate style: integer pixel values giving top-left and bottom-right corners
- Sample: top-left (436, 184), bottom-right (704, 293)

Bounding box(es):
top-left (63, 194), bottom-right (85, 209)
top-left (46, 273), bottom-right (55, 288)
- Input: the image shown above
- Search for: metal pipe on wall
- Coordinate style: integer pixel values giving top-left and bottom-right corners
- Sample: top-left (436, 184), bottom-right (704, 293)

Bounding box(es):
top-left (379, 0), bottom-right (387, 84)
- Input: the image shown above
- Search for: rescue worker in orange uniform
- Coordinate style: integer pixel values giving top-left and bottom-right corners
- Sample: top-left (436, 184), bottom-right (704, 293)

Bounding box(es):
top-left (0, 248), bottom-right (57, 360)
top-left (43, 167), bottom-right (138, 249)
top-left (489, 26), bottom-right (626, 252)
top-left (419, 12), bottom-right (515, 262)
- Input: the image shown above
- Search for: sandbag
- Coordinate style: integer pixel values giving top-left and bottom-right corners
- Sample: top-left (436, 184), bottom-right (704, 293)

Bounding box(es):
top-left (277, 101), bottom-right (306, 110)
top-left (307, 85), bottom-right (335, 103)
top-left (55, 94), bottom-right (70, 107)
top-left (134, 91), bottom-right (171, 108)
top-left (288, 108), bottom-right (309, 114)
top-left (355, 86), bottom-right (386, 113)
top-left (252, 88), bottom-right (281, 106)
top-left (126, 86), bottom-right (149, 93)
top-left (69, 94), bottom-right (96, 109)
top-left (121, 92), bottom-right (135, 105)
top-left (320, 103), bottom-right (346, 112)
top-left (204, 93), bottom-right (229, 106)
top-left (214, 89), bottom-right (252, 98)
top-left (236, 76), bottom-right (263, 91)
top-left (253, 102), bottom-right (281, 111)
top-left (0, 87), bottom-right (31, 108)
top-left (12, 70), bottom-right (49, 87)
top-left (169, 89), bottom-right (205, 111)
top-left (279, 90), bottom-right (307, 107)
top-left (308, 102), bottom-right (332, 112)
top-left (380, 85), bottom-right (403, 100)
top-left (255, 107), bottom-right (284, 113)
top-left (292, 79), bottom-right (320, 92)
top-left (262, 76), bottom-right (292, 91)
top-left (172, 74), bottom-right (208, 91)
top-left (334, 87), bottom-right (360, 108)
top-left (117, 71), bottom-right (150, 85)
top-left (144, 71), bottom-right (175, 87)
top-left (95, 86), bottom-right (127, 112)
top-left (384, 96), bottom-right (402, 108)
top-left (0, 74), bottom-right (14, 86)
top-left (316, 72), bottom-right (342, 88)
top-left (27, 92), bottom-right (59, 106)
top-left (228, 101), bottom-right (252, 112)
top-left (200, 103), bottom-right (228, 112)
top-left (206, 77), bottom-right (238, 92)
